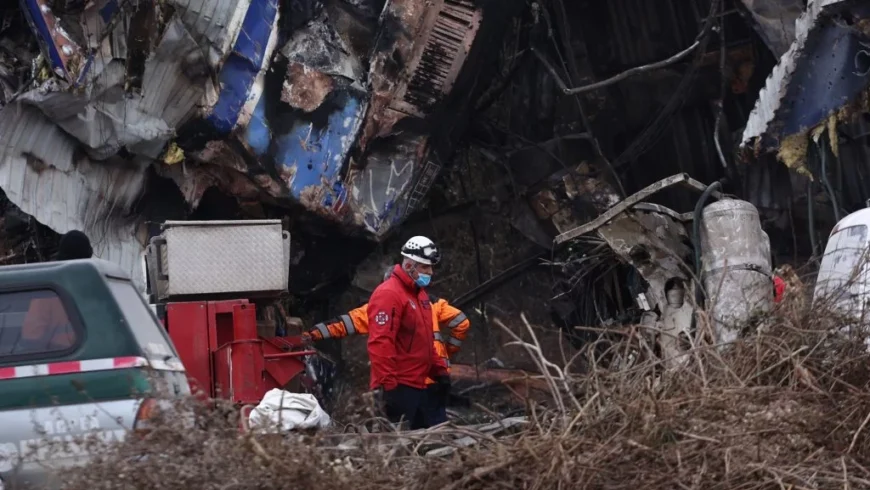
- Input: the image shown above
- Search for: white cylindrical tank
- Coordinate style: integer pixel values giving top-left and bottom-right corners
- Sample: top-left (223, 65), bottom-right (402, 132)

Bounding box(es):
top-left (700, 199), bottom-right (773, 345)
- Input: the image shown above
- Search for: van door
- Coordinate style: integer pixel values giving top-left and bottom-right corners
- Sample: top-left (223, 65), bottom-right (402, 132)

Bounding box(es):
top-left (815, 224), bottom-right (870, 320)
top-left (104, 278), bottom-right (189, 397)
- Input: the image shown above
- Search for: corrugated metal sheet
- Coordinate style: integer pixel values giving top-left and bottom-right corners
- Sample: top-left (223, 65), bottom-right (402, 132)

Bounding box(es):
top-left (19, 15), bottom-right (210, 160)
top-left (740, 0), bottom-right (855, 148)
top-left (0, 103), bottom-right (146, 288)
top-left (169, 0), bottom-right (255, 69)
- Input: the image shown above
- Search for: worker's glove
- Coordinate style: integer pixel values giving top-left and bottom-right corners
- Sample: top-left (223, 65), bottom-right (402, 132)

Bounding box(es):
top-left (434, 375), bottom-right (451, 399)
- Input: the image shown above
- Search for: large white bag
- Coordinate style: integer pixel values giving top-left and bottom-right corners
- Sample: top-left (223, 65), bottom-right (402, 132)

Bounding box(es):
top-left (248, 389), bottom-right (332, 432)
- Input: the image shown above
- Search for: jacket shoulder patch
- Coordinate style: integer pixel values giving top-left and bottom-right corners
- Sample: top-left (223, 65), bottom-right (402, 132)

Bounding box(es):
top-left (374, 311), bottom-right (389, 325)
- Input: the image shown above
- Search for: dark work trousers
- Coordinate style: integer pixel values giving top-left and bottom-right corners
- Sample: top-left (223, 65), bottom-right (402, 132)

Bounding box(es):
top-left (426, 384), bottom-right (448, 426)
top-left (385, 384), bottom-right (430, 430)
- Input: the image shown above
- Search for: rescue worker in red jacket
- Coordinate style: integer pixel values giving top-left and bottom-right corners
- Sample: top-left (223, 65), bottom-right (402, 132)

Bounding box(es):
top-left (304, 268), bottom-right (470, 424)
top-left (367, 236), bottom-right (449, 429)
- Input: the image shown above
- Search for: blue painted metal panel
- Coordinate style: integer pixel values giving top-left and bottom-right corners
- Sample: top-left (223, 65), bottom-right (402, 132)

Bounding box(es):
top-left (19, 0), bottom-right (70, 80)
top-left (273, 90), bottom-right (365, 197)
top-left (759, 21), bottom-right (870, 150)
top-left (19, 0), bottom-right (100, 86)
top-left (99, 0), bottom-right (119, 22)
top-left (205, 0), bottom-right (280, 134)
top-left (239, 85), bottom-right (366, 215)
top-left (244, 98), bottom-right (272, 156)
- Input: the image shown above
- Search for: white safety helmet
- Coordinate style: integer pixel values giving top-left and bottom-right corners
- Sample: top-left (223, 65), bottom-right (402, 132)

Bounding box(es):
top-left (401, 236), bottom-right (441, 266)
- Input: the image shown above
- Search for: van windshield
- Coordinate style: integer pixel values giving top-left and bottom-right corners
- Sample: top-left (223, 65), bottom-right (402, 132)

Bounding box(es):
top-left (815, 225), bottom-right (869, 308)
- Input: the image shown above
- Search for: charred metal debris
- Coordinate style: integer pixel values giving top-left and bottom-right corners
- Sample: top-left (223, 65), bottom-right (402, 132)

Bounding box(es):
top-left (0, 0), bottom-right (522, 288)
top-left (2, 0), bottom-right (869, 358)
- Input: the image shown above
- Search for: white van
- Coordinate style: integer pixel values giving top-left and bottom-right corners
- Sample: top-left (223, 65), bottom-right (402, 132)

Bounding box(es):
top-left (813, 208), bottom-right (870, 317)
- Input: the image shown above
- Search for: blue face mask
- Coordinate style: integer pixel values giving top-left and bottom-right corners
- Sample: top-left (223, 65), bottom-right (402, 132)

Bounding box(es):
top-left (415, 273), bottom-right (431, 288)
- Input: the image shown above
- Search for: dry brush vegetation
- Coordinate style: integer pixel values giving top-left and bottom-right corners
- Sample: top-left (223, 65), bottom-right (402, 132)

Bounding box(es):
top-left (54, 287), bottom-right (870, 490)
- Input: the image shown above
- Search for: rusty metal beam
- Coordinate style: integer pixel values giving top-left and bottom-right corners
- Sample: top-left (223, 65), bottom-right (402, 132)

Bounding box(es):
top-left (450, 364), bottom-right (551, 392)
top-left (553, 173), bottom-right (723, 245)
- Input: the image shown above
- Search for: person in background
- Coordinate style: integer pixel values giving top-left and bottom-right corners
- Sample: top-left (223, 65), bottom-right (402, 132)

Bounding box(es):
top-left (366, 236), bottom-right (449, 429)
top-left (54, 230), bottom-right (93, 261)
top-left (20, 230), bottom-right (93, 352)
top-left (305, 267), bottom-right (470, 424)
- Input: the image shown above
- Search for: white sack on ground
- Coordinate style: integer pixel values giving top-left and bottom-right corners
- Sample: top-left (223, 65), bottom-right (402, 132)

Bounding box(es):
top-left (248, 389), bottom-right (331, 432)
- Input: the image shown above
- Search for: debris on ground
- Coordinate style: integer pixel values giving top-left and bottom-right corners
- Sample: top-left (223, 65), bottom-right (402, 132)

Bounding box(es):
top-left (4, 0), bottom-right (870, 486)
top-left (248, 390), bottom-right (332, 433)
top-left (57, 298), bottom-right (870, 490)
top-left (0, 0), bottom-right (523, 288)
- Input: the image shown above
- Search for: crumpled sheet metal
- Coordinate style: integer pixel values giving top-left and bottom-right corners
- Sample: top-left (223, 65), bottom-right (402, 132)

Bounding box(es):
top-left (740, 0), bottom-right (862, 151)
top-left (346, 134), bottom-right (440, 237)
top-left (19, 16), bottom-right (210, 160)
top-left (19, 0), bottom-right (86, 82)
top-left (597, 212), bottom-right (694, 363)
top-left (257, 88), bottom-right (368, 202)
top-left (169, 0), bottom-right (261, 71)
top-left (0, 103), bottom-right (146, 287)
top-left (280, 16), bottom-right (364, 84)
top-left (203, 0), bottom-right (281, 133)
top-left (12, 0), bottom-right (502, 246)
top-left (330, 0), bottom-right (485, 237)
top-left (360, 0), bottom-right (482, 148)
top-left (738, 0), bottom-right (804, 58)
top-left (19, 0), bottom-right (271, 157)
top-left (183, 7), bottom-right (370, 229)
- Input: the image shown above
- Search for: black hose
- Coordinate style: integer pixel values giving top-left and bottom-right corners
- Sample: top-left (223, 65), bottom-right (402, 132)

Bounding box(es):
top-left (807, 179), bottom-right (818, 256)
top-left (819, 139), bottom-right (841, 222)
top-left (692, 181), bottom-right (722, 309)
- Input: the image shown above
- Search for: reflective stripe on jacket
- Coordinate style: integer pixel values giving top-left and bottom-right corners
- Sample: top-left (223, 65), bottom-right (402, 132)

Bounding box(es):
top-left (307, 281), bottom-right (468, 385)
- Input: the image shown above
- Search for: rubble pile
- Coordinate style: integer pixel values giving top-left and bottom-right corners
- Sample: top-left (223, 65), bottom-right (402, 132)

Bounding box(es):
top-left (58, 295), bottom-right (870, 490)
top-left (0, 0), bottom-right (520, 288)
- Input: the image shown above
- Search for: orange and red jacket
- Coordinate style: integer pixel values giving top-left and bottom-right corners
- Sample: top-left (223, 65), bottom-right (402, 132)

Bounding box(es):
top-left (366, 265), bottom-right (448, 390)
top-left (306, 294), bottom-right (470, 385)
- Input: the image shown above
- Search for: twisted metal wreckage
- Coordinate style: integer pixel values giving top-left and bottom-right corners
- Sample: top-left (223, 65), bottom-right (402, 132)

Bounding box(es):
top-left (532, 0), bottom-right (870, 363)
top-left (0, 0), bottom-right (870, 368)
top-left (0, 0), bottom-right (521, 288)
